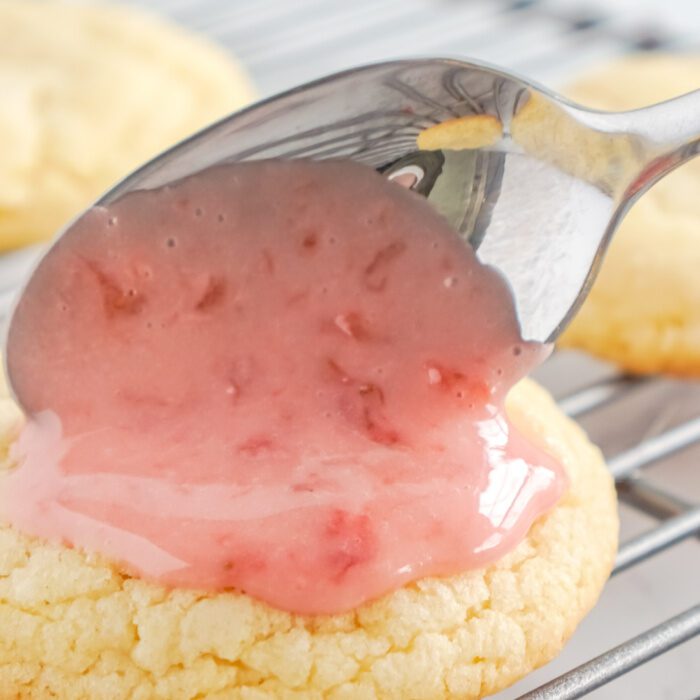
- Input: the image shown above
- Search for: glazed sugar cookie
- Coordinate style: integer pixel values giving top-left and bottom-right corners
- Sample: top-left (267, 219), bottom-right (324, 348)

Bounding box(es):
top-left (558, 54), bottom-right (700, 375)
top-left (0, 375), bottom-right (617, 700)
top-left (0, 0), bottom-right (254, 252)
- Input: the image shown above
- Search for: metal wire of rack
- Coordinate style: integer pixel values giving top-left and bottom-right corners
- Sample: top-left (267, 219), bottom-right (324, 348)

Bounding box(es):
top-left (1, 0), bottom-right (699, 697)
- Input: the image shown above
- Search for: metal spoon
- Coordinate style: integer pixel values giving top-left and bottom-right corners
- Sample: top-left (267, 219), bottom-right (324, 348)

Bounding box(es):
top-left (4, 58), bottom-right (699, 401)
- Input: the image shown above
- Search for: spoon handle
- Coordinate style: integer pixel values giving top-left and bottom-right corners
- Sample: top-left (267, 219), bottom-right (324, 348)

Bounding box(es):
top-left (615, 89), bottom-right (700, 198)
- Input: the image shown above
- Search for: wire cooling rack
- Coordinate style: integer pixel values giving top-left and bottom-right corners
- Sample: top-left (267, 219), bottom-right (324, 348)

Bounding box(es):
top-left (513, 360), bottom-right (700, 699)
top-left (2, 0), bottom-right (700, 697)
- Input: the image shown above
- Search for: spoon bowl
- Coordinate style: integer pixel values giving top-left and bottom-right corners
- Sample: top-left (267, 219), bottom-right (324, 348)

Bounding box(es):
top-left (4, 57), bottom-right (700, 405)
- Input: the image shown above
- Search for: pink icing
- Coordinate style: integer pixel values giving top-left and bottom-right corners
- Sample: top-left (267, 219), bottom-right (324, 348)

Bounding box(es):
top-left (4, 159), bottom-right (566, 614)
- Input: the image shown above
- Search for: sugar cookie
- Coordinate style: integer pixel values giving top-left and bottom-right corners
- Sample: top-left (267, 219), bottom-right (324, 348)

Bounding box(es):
top-left (559, 54), bottom-right (700, 375)
top-left (0, 0), bottom-right (254, 252)
top-left (0, 377), bottom-right (617, 699)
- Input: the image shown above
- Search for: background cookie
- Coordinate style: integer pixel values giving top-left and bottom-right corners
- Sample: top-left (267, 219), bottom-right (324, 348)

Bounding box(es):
top-left (0, 377), bottom-right (617, 700)
top-left (558, 54), bottom-right (700, 375)
top-left (0, 0), bottom-right (254, 252)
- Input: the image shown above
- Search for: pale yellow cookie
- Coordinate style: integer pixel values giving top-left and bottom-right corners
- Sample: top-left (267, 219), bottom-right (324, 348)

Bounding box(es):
top-left (0, 0), bottom-right (255, 252)
top-left (0, 374), bottom-right (617, 699)
top-left (558, 54), bottom-right (700, 375)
